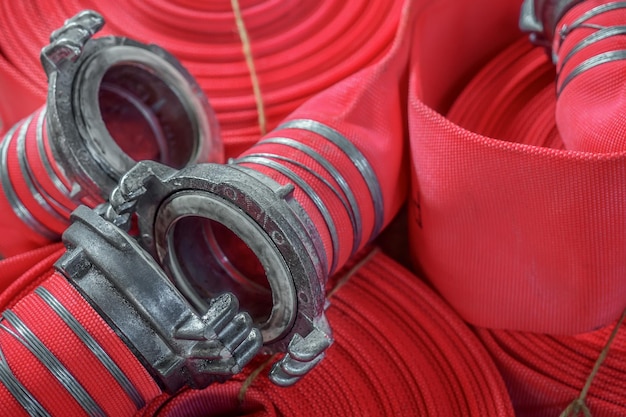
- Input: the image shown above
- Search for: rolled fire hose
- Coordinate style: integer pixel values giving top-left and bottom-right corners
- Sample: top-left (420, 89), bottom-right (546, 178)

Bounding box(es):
top-left (102, 0), bottom-right (413, 386)
top-left (0, 244), bottom-right (515, 417)
top-left (408, 0), bottom-right (626, 334)
top-left (0, 206), bottom-right (262, 417)
top-left (0, 0), bottom-right (404, 158)
top-left (411, 0), bottom-right (626, 415)
top-left (136, 250), bottom-right (514, 417)
top-left (0, 10), bottom-right (222, 258)
top-left (475, 323), bottom-right (626, 417)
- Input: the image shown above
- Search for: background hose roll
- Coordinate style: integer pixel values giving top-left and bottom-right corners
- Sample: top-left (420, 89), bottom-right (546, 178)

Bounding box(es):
top-left (0, 0), bottom-right (404, 158)
top-left (408, 0), bottom-right (626, 333)
top-left (475, 323), bottom-right (626, 417)
top-left (134, 249), bottom-right (514, 417)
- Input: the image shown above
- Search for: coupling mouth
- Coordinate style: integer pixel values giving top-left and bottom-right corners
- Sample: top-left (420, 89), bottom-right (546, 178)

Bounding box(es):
top-left (154, 190), bottom-right (298, 344)
top-left (105, 161), bottom-right (329, 351)
top-left (73, 45), bottom-right (211, 179)
top-left (42, 10), bottom-right (222, 201)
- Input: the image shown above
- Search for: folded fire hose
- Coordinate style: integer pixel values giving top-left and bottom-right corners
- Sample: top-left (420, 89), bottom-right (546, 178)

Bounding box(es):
top-left (0, 11), bottom-right (222, 257)
top-left (409, 0), bottom-right (626, 415)
top-left (409, 0), bottom-right (626, 334)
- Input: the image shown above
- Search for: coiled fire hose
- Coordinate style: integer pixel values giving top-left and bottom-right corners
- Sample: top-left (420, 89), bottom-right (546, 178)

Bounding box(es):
top-left (0, 0), bottom-right (404, 158)
top-left (408, 0), bottom-right (626, 334)
top-left (0, 244), bottom-right (514, 417)
top-left (0, 11), bottom-right (222, 258)
top-left (408, 0), bottom-right (626, 415)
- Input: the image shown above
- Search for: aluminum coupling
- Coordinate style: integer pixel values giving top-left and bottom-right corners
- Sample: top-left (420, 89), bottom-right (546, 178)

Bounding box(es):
top-left (0, 9), bottom-right (222, 256)
top-left (104, 160), bottom-right (333, 386)
top-left (56, 205), bottom-right (262, 393)
top-left (42, 9), bottom-right (222, 200)
top-left (519, 0), bottom-right (585, 52)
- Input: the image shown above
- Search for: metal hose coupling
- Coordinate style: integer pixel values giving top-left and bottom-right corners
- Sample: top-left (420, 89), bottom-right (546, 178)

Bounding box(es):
top-left (103, 160), bottom-right (333, 386)
top-left (0, 10), bottom-right (221, 254)
top-left (55, 205), bottom-right (262, 393)
top-left (519, 0), bottom-right (585, 55)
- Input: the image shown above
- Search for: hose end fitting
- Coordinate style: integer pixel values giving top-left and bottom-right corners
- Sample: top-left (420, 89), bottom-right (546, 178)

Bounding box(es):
top-left (56, 205), bottom-right (262, 393)
top-left (519, 0), bottom-right (584, 58)
top-left (41, 9), bottom-right (222, 202)
top-left (104, 160), bottom-right (334, 385)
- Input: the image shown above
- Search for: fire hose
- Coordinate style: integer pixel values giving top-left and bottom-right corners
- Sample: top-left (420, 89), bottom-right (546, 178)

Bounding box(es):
top-left (0, 244), bottom-right (514, 417)
top-left (0, 0), bottom-right (422, 413)
top-left (408, 0), bottom-right (626, 415)
top-left (0, 11), bottom-right (222, 258)
top-left (0, 0), bottom-right (404, 158)
top-left (3, 0), bottom-right (626, 415)
top-left (408, 0), bottom-right (626, 334)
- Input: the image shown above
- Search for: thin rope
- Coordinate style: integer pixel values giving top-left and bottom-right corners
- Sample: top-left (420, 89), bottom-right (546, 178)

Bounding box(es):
top-left (559, 308), bottom-right (626, 417)
top-left (231, 0), bottom-right (267, 136)
top-left (237, 353), bottom-right (278, 404)
top-left (327, 247), bottom-right (380, 299)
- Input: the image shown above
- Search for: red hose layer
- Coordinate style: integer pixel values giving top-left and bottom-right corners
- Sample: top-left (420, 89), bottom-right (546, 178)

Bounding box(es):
top-left (0, 108), bottom-right (97, 257)
top-left (0, 0), bottom-right (403, 158)
top-left (408, 0), bottom-right (626, 333)
top-left (0, 266), bottom-right (161, 416)
top-left (135, 250), bottom-right (514, 417)
top-left (476, 323), bottom-right (626, 417)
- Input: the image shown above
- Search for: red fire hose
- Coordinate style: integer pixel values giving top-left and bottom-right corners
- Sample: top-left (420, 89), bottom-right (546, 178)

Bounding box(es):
top-left (0, 0), bottom-right (404, 159)
top-left (0, 245), bottom-right (514, 417)
top-left (410, 0), bottom-right (626, 415)
top-left (408, 0), bottom-right (626, 334)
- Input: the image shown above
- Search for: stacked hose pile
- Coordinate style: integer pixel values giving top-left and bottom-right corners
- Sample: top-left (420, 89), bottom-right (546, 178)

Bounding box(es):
top-left (99, 0), bottom-right (415, 385)
top-left (0, 246), bottom-right (514, 417)
top-left (0, 0), bottom-right (404, 158)
top-left (407, 0), bottom-right (626, 415)
top-left (5, 0), bottom-right (626, 415)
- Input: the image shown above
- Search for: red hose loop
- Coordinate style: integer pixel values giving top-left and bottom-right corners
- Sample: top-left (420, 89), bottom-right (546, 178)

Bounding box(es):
top-left (553, 0), bottom-right (626, 152)
top-left (407, 0), bottom-right (626, 333)
top-left (0, 0), bottom-right (403, 158)
top-left (0, 272), bottom-right (161, 417)
top-left (476, 321), bottom-right (626, 417)
top-left (135, 250), bottom-right (514, 417)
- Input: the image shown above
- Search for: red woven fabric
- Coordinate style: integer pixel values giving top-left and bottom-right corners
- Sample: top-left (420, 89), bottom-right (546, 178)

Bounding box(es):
top-left (476, 323), bottom-right (626, 417)
top-left (0, 265), bottom-right (161, 416)
top-left (0, 0), bottom-right (403, 159)
top-left (0, 108), bottom-right (91, 257)
top-left (408, 0), bottom-right (626, 334)
top-left (135, 250), bottom-right (514, 417)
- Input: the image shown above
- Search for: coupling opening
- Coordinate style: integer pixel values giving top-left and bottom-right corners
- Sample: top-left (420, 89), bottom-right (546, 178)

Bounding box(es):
top-left (74, 45), bottom-right (212, 180)
top-left (156, 191), bottom-right (297, 344)
top-left (98, 63), bottom-right (196, 168)
top-left (170, 216), bottom-right (273, 323)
